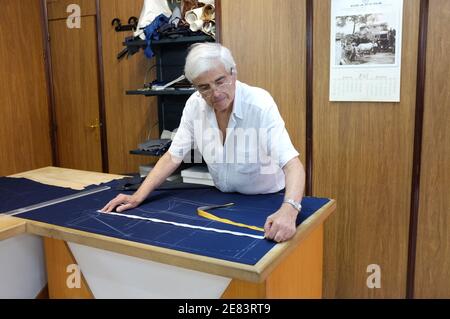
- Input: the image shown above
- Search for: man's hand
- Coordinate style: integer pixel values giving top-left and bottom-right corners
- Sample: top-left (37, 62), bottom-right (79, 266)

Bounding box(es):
top-left (101, 194), bottom-right (143, 213)
top-left (264, 204), bottom-right (299, 242)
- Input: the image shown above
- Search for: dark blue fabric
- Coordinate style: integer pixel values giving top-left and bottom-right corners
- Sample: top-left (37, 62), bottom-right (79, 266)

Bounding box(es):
top-left (143, 14), bottom-right (170, 58)
top-left (4, 177), bottom-right (330, 265)
top-left (0, 177), bottom-right (79, 213)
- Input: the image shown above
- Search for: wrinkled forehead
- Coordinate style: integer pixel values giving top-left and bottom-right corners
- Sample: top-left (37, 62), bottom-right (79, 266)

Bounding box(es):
top-left (193, 63), bottom-right (229, 86)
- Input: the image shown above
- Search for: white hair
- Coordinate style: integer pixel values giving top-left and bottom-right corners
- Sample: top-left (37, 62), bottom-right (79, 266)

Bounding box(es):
top-left (184, 43), bottom-right (237, 82)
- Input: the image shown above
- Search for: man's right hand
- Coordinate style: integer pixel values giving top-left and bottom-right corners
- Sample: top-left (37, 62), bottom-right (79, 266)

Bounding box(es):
top-left (101, 194), bottom-right (143, 213)
top-left (100, 152), bottom-right (181, 214)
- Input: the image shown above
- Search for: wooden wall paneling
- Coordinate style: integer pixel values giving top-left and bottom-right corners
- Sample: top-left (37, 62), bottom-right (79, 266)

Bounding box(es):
top-left (305, 0), bottom-right (314, 195)
top-left (47, 0), bottom-right (97, 20)
top-left (313, 0), bottom-right (420, 298)
top-left (406, 0), bottom-right (429, 299)
top-left (220, 0), bottom-right (307, 165)
top-left (415, 0), bottom-right (450, 298)
top-left (0, 0), bottom-right (53, 176)
top-left (100, 0), bottom-right (158, 174)
top-left (95, 0), bottom-right (109, 172)
top-left (42, 0), bottom-right (59, 166)
top-left (48, 16), bottom-right (103, 172)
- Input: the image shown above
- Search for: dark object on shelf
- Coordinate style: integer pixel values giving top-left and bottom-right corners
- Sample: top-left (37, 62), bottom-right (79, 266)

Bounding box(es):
top-left (144, 14), bottom-right (171, 58)
top-left (158, 24), bottom-right (204, 40)
top-left (111, 17), bottom-right (139, 32)
top-left (123, 33), bottom-right (214, 49)
top-left (121, 35), bottom-right (214, 59)
top-left (116, 174), bottom-right (214, 191)
top-left (138, 139), bottom-right (172, 156)
top-left (117, 35), bottom-right (142, 60)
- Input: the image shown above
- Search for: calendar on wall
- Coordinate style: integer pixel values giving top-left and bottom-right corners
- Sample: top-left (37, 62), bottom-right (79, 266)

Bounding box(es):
top-left (329, 0), bottom-right (404, 102)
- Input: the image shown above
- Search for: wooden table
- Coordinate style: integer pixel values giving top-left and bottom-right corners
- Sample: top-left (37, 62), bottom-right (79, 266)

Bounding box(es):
top-left (0, 167), bottom-right (336, 298)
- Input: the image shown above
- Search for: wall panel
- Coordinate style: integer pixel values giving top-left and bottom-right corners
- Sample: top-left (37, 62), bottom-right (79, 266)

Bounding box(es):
top-left (313, 0), bottom-right (420, 298)
top-left (221, 0), bottom-right (307, 164)
top-left (100, 0), bottom-right (158, 174)
top-left (415, 0), bottom-right (450, 298)
top-left (0, 0), bottom-right (52, 175)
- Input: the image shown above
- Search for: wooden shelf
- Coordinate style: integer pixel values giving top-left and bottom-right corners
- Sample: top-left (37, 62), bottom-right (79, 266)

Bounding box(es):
top-left (126, 88), bottom-right (195, 96)
top-left (129, 149), bottom-right (166, 156)
top-left (123, 35), bottom-right (214, 48)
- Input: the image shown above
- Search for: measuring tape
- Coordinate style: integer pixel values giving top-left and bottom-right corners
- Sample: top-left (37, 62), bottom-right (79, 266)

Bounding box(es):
top-left (197, 203), bottom-right (265, 233)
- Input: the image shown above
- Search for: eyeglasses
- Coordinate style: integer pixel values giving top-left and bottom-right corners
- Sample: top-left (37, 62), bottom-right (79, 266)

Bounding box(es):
top-left (195, 71), bottom-right (234, 97)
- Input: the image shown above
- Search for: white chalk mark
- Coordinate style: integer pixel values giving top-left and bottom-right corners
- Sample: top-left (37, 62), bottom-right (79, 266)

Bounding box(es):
top-left (98, 211), bottom-right (264, 240)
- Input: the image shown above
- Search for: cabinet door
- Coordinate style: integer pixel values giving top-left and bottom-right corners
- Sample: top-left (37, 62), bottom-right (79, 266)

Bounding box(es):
top-left (49, 15), bottom-right (103, 172)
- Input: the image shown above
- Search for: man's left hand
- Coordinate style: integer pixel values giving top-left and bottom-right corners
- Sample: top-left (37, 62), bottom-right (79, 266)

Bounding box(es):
top-left (264, 204), bottom-right (298, 242)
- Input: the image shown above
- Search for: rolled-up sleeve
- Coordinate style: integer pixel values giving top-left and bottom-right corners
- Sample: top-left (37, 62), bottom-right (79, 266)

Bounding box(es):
top-left (261, 103), bottom-right (299, 168)
top-left (168, 103), bottom-right (194, 160)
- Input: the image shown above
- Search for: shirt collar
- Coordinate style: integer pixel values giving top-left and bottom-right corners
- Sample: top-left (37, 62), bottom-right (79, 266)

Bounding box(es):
top-left (232, 81), bottom-right (243, 120)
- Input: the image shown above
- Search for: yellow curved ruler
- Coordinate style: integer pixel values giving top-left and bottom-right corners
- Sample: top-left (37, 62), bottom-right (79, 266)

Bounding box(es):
top-left (197, 203), bottom-right (265, 233)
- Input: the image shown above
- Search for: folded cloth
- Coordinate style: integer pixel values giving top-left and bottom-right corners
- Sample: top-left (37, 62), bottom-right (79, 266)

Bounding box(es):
top-left (169, 6), bottom-right (182, 28)
top-left (134, 0), bottom-right (172, 40)
top-left (143, 14), bottom-right (170, 58)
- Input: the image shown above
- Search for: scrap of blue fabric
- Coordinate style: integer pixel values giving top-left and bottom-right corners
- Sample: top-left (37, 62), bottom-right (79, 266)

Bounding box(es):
top-left (0, 177), bottom-right (80, 212)
top-left (0, 177), bottom-right (330, 265)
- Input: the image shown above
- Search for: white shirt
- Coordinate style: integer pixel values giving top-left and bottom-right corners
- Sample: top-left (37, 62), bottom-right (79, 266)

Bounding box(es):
top-left (168, 81), bottom-right (299, 194)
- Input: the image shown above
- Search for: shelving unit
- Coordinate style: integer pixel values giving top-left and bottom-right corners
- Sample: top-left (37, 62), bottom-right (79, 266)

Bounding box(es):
top-left (125, 34), bottom-right (214, 157)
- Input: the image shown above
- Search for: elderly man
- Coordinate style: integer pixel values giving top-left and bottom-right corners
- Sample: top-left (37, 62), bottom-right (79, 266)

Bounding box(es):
top-left (102, 43), bottom-right (305, 243)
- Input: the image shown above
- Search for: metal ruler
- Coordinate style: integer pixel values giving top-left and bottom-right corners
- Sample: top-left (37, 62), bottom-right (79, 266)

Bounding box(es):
top-left (2, 186), bottom-right (111, 217)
